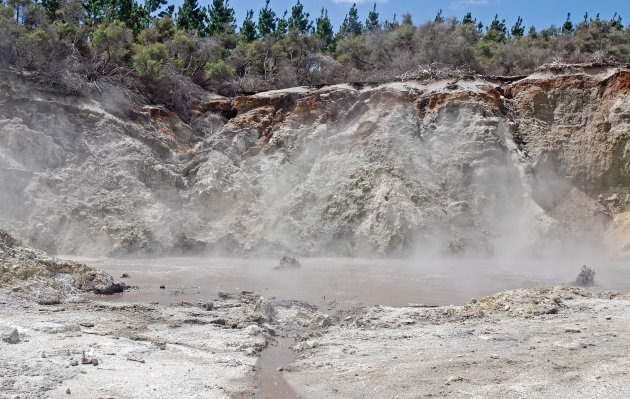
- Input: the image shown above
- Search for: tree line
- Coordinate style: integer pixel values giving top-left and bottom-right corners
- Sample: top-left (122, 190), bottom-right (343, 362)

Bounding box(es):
top-left (1, 0), bottom-right (629, 101)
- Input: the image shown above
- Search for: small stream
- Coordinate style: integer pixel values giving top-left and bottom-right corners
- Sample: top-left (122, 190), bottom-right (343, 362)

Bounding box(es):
top-left (250, 337), bottom-right (300, 399)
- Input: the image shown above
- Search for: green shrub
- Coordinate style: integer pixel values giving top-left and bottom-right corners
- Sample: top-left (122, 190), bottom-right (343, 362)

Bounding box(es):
top-left (133, 43), bottom-right (168, 79)
top-left (90, 21), bottom-right (133, 65)
top-left (204, 59), bottom-right (234, 81)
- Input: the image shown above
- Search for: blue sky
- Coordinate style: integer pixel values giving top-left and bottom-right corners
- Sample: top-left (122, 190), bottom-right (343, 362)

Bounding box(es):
top-left (174, 0), bottom-right (630, 32)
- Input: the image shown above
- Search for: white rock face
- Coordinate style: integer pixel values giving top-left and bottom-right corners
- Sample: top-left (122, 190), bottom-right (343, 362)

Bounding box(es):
top-left (0, 70), bottom-right (627, 256)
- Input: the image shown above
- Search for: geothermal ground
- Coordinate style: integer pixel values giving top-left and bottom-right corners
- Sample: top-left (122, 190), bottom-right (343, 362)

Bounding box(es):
top-left (2, 248), bottom-right (630, 398)
top-left (2, 65), bottom-right (630, 397)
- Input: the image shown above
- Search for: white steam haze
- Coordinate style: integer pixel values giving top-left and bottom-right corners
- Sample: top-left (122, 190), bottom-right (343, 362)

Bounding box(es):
top-left (1, 72), bottom-right (627, 303)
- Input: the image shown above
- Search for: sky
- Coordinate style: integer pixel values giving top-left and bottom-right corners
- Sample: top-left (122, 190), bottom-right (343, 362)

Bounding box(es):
top-left (172, 0), bottom-right (630, 32)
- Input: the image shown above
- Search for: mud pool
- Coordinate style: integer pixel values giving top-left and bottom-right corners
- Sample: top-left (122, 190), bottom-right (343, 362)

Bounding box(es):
top-left (69, 256), bottom-right (630, 308)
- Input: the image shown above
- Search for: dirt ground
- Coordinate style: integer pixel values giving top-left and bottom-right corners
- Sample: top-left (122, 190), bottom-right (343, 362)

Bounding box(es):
top-left (285, 287), bottom-right (630, 399)
top-left (2, 285), bottom-right (629, 399)
top-left (0, 291), bottom-right (269, 399)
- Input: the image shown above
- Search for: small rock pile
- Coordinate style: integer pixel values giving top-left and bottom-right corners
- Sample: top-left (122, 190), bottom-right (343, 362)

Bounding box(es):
top-left (574, 265), bottom-right (596, 287)
top-left (0, 229), bottom-right (125, 302)
top-left (274, 256), bottom-right (301, 270)
top-left (463, 287), bottom-right (597, 318)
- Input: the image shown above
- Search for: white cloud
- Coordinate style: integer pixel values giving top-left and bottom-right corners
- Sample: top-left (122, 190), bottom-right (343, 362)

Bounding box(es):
top-left (332, 0), bottom-right (390, 4)
top-left (449, 0), bottom-right (489, 9)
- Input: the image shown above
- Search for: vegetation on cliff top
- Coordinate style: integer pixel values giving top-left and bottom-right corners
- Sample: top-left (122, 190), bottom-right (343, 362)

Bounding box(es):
top-left (1, 0), bottom-right (629, 100)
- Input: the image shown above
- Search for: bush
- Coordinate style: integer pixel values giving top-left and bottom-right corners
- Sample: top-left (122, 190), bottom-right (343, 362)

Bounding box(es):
top-left (336, 35), bottom-right (370, 69)
top-left (19, 30), bottom-right (54, 69)
top-left (90, 21), bottom-right (132, 70)
top-left (133, 42), bottom-right (167, 79)
top-left (204, 59), bottom-right (234, 81)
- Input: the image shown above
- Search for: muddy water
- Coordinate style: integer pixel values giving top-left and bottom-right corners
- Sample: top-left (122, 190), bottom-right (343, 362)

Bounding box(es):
top-left (72, 256), bottom-right (630, 308)
top-left (250, 337), bottom-right (300, 399)
top-left (68, 255), bottom-right (630, 399)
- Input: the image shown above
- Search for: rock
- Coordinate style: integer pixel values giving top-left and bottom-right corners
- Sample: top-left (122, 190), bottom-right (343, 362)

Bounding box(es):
top-left (320, 316), bottom-right (334, 327)
top-left (66, 388), bottom-right (71, 394)
top-left (574, 265), bottom-right (596, 287)
top-left (243, 325), bottom-right (263, 336)
top-left (36, 287), bottom-right (64, 305)
top-left (91, 358), bottom-right (99, 366)
top-left (69, 359), bottom-right (78, 366)
top-left (1, 327), bottom-right (19, 344)
top-left (274, 256), bottom-right (301, 270)
top-left (120, 273), bottom-right (130, 278)
top-left (78, 270), bottom-right (125, 295)
top-left (159, 285), bottom-right (166, 289)
top-left (254, 297), bottom-right (276, 322)
top-left (606, 193), bottom-right (619, 202)
top-left (262, 323), bottom-right (276, 336)
top-left (153, 340), bottom-right (167, 350)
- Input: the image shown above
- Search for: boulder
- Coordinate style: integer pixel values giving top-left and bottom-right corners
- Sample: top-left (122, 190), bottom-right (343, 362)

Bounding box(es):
top-left (36, 287), bottom-right (65, 305)
top-left (574, 265), bottom-right (596, 287)
top-left (1, 326), bottom-right (19, 344)
top-left (274, 256), bottom-right (301, 270)
top-left (254, 297), bottom-right (276, 322)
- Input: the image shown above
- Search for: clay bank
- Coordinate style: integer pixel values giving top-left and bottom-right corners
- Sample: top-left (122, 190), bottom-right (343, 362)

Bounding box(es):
top-left (1, 65), bottom-right (630, 257)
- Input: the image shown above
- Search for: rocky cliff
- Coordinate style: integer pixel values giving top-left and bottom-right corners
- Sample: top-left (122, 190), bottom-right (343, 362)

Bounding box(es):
top-left (1, 66), bottom-right (629, 257)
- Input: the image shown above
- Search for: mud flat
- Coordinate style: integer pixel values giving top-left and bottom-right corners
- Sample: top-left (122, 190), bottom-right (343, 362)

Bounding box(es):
top-left (285, 287), bottom-right (630, 399)
top-left (3, 284), bottom-right (630, 398)
top-left (0, 291), bottom-right (270, 398)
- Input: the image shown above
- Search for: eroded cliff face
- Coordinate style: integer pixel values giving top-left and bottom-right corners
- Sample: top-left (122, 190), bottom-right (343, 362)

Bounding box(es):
top-left (1, 66), bottom-right (629, 257)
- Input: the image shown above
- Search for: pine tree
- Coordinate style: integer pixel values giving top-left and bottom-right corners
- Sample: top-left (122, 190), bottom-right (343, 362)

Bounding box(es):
top-left (462, 12), bottom-right (473, 25)
top-left (6, 0), bottom-right (31, 23)
top-left (105, 0), bottom-right (152, 35)
top-left (365, 3), bottom-right (379, 31)
top-left (484, 14), bottom-right (507, 42)
top-left (401, 12), bottom-right (412, 26)
top-left (562, 13), bottom-right (573, 33)
top-left (176, 0), bottom-right (206, 36)
top-left (41, 0), bottom-right (61, 21)
top-left (528, 26), bottom-right (537, 38)
top-left (288, 0), bottom-right (311, 34)
top-left (274, 10), bottom-right (288, 39)
top-left (240, 9), bottom-right (257, 42)
top-left (611, 13), bottom-right (623, 30)
top-left (434, 9), bottom-right (444, 23)
top-left (145, 0), bottom-right (168, 15)
top-left (206, 0), bottom-right (235, 36)
top-left (315, 7), bottom-right (335, 52)
top-left (257, 0), bottom-right (276, 37)
top-left (511, 16), bottom-right (524, 37)
top-left (348, 3), bottom-right (363, 33)
top-left (82, 0), bottom-right (109, 26)
top-left (383, 14), bottom-right (399, 31)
